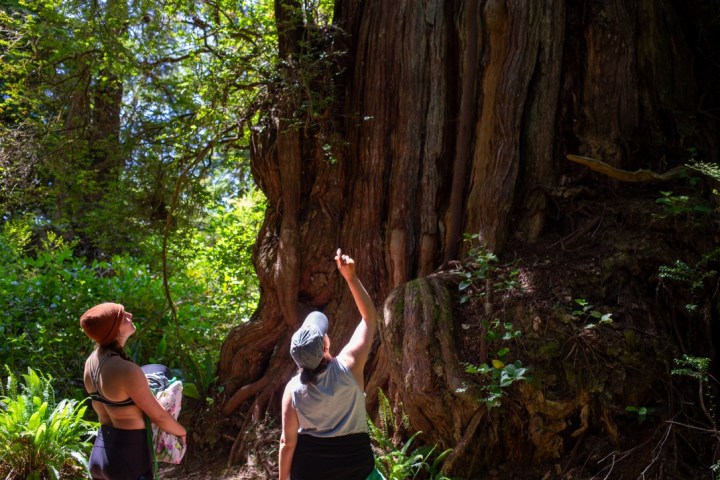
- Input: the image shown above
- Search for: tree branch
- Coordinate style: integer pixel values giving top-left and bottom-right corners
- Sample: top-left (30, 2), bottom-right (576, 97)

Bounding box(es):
top-left (566, 155), bottom-right (688, 182)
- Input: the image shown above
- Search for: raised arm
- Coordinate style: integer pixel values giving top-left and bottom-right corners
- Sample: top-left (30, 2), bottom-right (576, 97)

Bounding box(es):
top-left (335, 249), bottom-right (378, 387)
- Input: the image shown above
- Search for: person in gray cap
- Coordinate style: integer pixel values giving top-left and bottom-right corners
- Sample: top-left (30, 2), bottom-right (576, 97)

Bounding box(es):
top-left (279, 249), bottom-right (381, 480)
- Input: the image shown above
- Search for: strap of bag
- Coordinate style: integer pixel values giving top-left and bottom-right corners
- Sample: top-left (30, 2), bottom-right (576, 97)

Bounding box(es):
top-left (145, 415), bottom-right (159, 478)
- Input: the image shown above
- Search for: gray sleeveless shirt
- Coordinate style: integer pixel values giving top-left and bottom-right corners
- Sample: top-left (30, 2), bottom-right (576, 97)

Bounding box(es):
top-left (288, 357), bottom-right (367, 437)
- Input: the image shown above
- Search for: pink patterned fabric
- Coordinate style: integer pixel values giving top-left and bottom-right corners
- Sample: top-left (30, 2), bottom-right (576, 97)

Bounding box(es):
top-left (150, 380), bottom-right (186, 464)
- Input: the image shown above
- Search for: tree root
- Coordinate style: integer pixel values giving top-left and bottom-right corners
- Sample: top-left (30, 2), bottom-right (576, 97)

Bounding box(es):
top-left (225, 353), bottom-right (297, 466)
top-left (441, 408), bottom-right (485, 475)
top-left (222, 375), bottom-right (271, 417)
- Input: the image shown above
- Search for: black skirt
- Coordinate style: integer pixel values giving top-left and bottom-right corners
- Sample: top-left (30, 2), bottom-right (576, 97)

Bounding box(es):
top-left (291, 432), bottom-right (374, 480)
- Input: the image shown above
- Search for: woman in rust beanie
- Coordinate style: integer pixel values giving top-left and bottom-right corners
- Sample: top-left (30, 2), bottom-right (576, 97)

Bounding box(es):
top-left (81, 303), bottom-right (186, 479)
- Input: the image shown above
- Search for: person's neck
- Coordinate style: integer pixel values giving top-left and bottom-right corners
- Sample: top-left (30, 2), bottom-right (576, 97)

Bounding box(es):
top-left (98, 341), bottom-right (125, 353)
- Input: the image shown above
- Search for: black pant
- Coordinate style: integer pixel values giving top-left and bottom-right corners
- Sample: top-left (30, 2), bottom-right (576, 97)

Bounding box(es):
top-left (89, 425), bottom-right (153, 480)
top-left (291, 432), bottom-right (374, 480)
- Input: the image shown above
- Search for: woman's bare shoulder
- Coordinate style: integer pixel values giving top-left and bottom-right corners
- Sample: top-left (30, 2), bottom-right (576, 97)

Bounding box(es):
top-left (95, 355), bottom-right (140, 390)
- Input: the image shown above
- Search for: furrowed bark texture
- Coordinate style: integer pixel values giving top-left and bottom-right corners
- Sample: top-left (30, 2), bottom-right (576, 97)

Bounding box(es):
top-left (218, 0), bottom-right (715, 474)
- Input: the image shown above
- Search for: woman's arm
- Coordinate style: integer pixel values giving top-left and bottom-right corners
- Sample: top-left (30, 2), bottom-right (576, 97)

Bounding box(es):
top-left (335, 249), bottom-right (378, 386)
top-left (124, 363), bottom-right (187, 437)
top-left (279, 385), bottom-right (299, 480)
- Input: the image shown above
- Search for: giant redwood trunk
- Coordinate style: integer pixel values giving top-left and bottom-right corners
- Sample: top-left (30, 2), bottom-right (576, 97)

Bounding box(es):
top-left (217, 0), bottom-right (717, 475)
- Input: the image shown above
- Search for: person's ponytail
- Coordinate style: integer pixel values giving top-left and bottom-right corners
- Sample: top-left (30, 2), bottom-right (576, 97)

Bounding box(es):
top-left (299, 358), bottom-right (329, 385)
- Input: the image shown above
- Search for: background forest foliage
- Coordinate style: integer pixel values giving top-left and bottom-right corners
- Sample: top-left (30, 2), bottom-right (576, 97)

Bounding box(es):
top-left (1, 0), bottom-right (281, 474)
top-left (0, 0), bottom-right (283, 400)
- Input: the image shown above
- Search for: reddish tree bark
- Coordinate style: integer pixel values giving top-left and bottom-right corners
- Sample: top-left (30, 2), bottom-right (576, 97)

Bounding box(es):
top-left (217, 0), bottom-right (717, 474)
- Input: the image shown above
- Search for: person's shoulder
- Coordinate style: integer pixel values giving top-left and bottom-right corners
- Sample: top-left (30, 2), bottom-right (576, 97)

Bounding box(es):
top-left (285, 372), bottom-right (301, 387)
top-left (332, 355), bottom-right (351, 372)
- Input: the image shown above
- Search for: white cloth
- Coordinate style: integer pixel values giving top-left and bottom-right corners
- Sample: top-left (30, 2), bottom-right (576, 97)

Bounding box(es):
top-left (149, 379), bottom-right (186, 464)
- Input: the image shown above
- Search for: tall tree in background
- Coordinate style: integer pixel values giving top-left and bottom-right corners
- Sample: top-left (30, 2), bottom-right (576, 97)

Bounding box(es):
top-left (0, 0), bottom-right (271, 257)
top-left (218, 0), bottom-right (719, 474)
top-left (1, 0), bottom-right (129, 249)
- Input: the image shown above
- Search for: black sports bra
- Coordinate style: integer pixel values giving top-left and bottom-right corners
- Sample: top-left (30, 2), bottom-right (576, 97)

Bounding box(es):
top-left (88, 353), bottom-right (136, 407)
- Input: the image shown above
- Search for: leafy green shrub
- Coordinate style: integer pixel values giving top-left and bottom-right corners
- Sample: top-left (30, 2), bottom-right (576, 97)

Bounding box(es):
top-left (368, 390), bottom-right (453, 480)
top-left (0, 228), bottom-right (171, 397)
top-left (176, 188), bottom-right (265, 325)
top-left (672, 355), bottom-right (711, 382)
top-left (0, 187), bottom-right (264, 402)
top-left (569, 298), bottom-right (614, 329)
top-left (456, 233), bottom-right (521, 304)
top-left (659, 250), bottom-right (720, 314)
top-left (0, 366), bottom-right (97, 480)
top-left (0, 232), bottom-right (113, 393)
top-left (654, 161), bottom-right (718, 223)
top-left (464, 319), bottom-right (529, 408)
top-left (655, 190), bottom-right (712, 217)
top-left (159, 188), bottom-right (265, 400)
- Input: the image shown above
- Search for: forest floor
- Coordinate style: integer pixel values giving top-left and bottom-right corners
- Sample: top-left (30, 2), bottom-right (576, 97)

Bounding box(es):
top-left (161, 183), bottom-right (717, 479)
top-left (159, 454), bottom-right (260, 480)
top-left (158, 429), bottom-right (280, 480)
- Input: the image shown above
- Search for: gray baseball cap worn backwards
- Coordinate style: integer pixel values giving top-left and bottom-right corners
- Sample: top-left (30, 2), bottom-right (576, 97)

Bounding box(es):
top-left (290, 311), bottom-right (329, 369)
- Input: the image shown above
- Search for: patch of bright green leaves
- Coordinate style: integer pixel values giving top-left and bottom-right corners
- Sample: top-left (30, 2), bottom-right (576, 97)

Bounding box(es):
top-left (659, 249), bottom-right (720, 314)
top-left (570, 298), bottom-right (614, 329)
top-left (0, 366), bottom-right (97, 480)
top-left (464, 320), bottom-right (529, 408)
top-left (624, 405), bottom-right (655, 423)
top-left (369, 390), bottom-right (454, 480)
top-left (457, 233), bottom-right (521, 304)
top-left (672, 355), bottom-right (711, 383)
top-left (0, 187), bottom-right (264, 404)
top-left (655, 190), bottom-right (713, 216)
top-left (456, 236), bottom-right (529, 408)
top-left (655, 160), bottom-right (720, 220)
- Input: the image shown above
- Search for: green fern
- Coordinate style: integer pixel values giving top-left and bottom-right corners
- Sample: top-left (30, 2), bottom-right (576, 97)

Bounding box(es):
top-left (0, 366), bottom-right (97, 480)
top-left (369, 389), bottom-right (454, 480)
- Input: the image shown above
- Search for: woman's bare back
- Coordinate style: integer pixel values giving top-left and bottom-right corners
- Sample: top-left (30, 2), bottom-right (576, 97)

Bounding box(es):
top-left (84, 351), bottom-right (146, 430)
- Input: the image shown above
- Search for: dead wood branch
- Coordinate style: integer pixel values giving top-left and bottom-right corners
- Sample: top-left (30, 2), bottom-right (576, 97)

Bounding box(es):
top-left (566, 155), bottom-right (687, 183)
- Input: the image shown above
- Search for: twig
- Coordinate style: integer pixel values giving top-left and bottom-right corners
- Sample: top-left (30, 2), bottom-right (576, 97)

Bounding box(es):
top-left (639, 424), bottom-right (672, 479)
top-left (601, 453), bottom-right (616, 480)
top-left (592, 426), bottom-right (659, 479)
top-left (590, 204), bottom-right (606, 240)
top-left (665, 420), bottom-right (720, 435)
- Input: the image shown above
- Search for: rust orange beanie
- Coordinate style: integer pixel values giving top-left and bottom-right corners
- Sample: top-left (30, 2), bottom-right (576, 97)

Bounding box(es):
top-left (80, 303), bottom-right (124, 346)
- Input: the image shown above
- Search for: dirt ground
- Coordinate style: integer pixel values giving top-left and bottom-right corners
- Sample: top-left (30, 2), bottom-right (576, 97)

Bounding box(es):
top-left (159, 457), bottom-right (253, 480)
top-left (158, 440), bottom-right (275, 479)
top-left (158, 406), bottom-right (281, 479)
